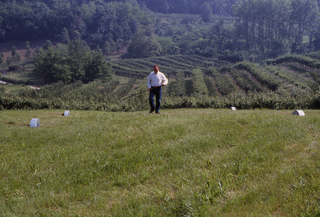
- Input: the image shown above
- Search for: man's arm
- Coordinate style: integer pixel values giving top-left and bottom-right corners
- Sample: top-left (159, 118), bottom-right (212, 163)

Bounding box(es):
top-left (161, 73), bottom-right (168, 86)
top-left (147, 74), bottom-right (152, 90)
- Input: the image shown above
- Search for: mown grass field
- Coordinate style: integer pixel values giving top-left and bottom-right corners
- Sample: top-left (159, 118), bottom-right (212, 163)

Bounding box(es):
top-left (1, 109), bottom-right (320, 216)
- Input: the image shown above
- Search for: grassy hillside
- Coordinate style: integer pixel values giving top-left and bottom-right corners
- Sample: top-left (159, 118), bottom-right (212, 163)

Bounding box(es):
top-left (1, 109), bottom-right (320, 216)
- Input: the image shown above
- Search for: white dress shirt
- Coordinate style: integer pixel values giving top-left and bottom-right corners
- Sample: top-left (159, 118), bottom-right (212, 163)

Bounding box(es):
top-left (147, 71), bottom-right (168, 88)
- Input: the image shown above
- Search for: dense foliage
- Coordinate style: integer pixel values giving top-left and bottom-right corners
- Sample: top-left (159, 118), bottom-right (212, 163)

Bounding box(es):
top-left (2, 0), bottom-right (320, 59)
top-left (0, 0), bottom-right (148, 51)
top-left (33, 40), bottom-right (113, 84)
top-left (233, 0), bottom-right (320, 54)
top-left (1, 86), bottom-right (320, 111)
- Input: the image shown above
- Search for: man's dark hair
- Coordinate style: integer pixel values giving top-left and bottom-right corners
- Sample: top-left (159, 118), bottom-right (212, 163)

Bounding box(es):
top-left (154, 65), bottom-right (159, 68)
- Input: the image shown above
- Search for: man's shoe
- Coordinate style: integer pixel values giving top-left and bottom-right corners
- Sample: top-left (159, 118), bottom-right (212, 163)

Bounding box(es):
top-left (156, 112), bottom-right (160, 114)
top-left (149, 109), bottom-right (154, 113)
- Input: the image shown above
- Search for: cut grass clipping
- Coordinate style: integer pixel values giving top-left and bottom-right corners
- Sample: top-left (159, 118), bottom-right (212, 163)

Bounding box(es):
top-left (1, 109), bottom-right (320, 216)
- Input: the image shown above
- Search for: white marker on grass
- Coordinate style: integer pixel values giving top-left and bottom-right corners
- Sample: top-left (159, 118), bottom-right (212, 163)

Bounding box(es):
top-left (292, 110), bottom-right (305, 116)
top-left (230, 107), bottom-right (236, 111)
top-left (64, 111), bottom-right (70, 116)
top-left (30, 118), bottom-right (41, 127)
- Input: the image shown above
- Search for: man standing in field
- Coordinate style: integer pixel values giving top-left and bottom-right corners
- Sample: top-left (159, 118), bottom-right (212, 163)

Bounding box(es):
top-left (147, 65), bottom-right (168, 114)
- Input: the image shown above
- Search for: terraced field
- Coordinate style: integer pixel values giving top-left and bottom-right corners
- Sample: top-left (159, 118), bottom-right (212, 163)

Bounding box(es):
top-left (2, 54), bottom-right (320, 111)
top-left (109, 54), bottom-right (320, 98)
top-left (110, 55), bottom-right (229, 79)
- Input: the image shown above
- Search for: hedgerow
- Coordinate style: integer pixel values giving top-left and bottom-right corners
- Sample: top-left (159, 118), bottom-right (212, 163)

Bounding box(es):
top-left (266, 54), bottom-right (320, 69)
top-left (2, 87), bottom-right (320, 111)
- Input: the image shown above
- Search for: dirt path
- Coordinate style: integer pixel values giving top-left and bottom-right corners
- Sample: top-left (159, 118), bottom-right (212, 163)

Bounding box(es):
top-left (0, 80), bottom-right (40, 90)
top-left (28, 85), bottom-right (40, 90)
top-left (0, 80), bottom-right (12, 85)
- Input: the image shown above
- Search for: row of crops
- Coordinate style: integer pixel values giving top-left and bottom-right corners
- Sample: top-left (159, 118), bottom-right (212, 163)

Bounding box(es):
top-left (110, 54), bottom-right (320, 98)
top-left (161, 61), bottom-right (318, 97)
top-left (2, 54), bottom-right (320, 111)
top-left (110, 55), bottom-right (230, 78)
top-left (2, 85), bottom-right (320, 111)
top-left (30, 58), bottom-right (320, 99)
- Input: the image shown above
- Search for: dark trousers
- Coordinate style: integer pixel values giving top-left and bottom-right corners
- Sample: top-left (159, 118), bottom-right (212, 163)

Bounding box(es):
top-left (149, 86), bottom-right (162, 112)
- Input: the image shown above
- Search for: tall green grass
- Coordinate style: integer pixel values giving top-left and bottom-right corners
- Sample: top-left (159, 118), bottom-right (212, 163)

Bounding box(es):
top-left (1, 109), bottom-right (320, 216)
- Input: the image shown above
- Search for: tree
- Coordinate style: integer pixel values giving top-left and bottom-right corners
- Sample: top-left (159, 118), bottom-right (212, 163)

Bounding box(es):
top-left (72, 30), bottom-right (81, 40)
top-left (61, 27), bottom-right (70, 44)
top-left (84, 51), bottom-right (112, 83)
top-left (232, 0), bottom-right (320, 54)
top-left (33, 47), bottom-right (41, 58)
top-left (10, 45), bottom-right (22, 63)
top-left (290, 0), bottom-right (319, 48)
top-left (209, 20), bottom-right (226, 54)
top-left (127, 30), bottom-right (161, 58)
top-left (25, 41), bottom-right (32, 61)
top-left (95, 45), bottom-right (103, 54)
top-left (43, 40), bottom-right (53, 50)
top-left (0, 52), bottom-right (4, 65)
top-left (6, 56), bottom-right (12, 66)
top-left (103, 41), bottom-right (111, 56)
top-left (34, 40), bottom-right (113, 84)
top-left (200, 2), bottom-right (213, 23)
top-left (11, 46), bottom-right (17, 57)
top-left (116, 39), bottom-right (123, 53)
top-left (13, 53), bottom-right (21, 63)
top-left (67, 40), bottom-right (89, 82)
top-left (178, 31), bottom-right (199, 54)
top-left (156, 37), bottom-right (176, 55)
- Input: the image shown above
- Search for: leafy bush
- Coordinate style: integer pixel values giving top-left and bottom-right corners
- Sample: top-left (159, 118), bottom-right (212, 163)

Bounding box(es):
top-left (34, 41), bottom-right (113, 84)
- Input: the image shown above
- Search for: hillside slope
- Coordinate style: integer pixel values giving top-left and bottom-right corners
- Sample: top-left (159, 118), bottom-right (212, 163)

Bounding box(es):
top-left (2, 54), bottom-right (320, 111)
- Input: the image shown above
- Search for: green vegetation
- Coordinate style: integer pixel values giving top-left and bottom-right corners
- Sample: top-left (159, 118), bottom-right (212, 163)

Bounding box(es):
top-left (2, 81), bottom-right (320, 111)
top-left (236, 62), bottom-right (280, 91)
top-left (191, 68), bottom-right (208, 95)
top-left (110, 55), bottom-right (228, 79)
top-left (266, 65), bottom-right (311, 91)
top-left (1, 72), bottom-right (42, 85)
top-left (1, 109), bottom-right (320, 216)
top-left (229, 68), bottom-right (264, 93)
top-left (208, 68), bottom-right (239, 96)
top-left (2, 1), bottom-right (320, 215)
top-left (3, 54), bottom-right (320, 111)
top-left (33, 41), bottom-right (112, 84)
top-left (2, 0), bottom-right (320, 61)
top-left (0, 84), bottom-right (29, 95)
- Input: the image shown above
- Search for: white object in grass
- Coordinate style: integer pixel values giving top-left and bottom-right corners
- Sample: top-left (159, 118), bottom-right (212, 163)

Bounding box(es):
top-left (230, 107), bottom-right (236, 111)
top-left (292, 110), bottom-right (305, 116)
top-left (64, 111), bottom-right (70, 116)
top-left (30, 118), bottom-right (40, 127)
